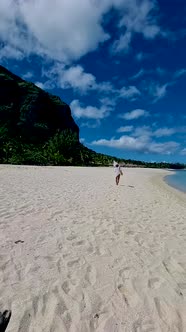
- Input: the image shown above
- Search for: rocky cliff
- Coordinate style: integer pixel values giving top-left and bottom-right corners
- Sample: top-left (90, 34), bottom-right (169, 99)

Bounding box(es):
top-left (0, 65), bottom-right (79, 146)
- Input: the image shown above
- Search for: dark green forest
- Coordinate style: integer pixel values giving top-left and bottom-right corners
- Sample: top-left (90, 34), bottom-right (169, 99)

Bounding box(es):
top-left (0, 65), bottom-right (185, 169)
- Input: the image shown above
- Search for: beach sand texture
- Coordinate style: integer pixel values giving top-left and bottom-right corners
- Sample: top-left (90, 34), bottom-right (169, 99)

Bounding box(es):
top-left (0, 166), bottom-right (186, 332)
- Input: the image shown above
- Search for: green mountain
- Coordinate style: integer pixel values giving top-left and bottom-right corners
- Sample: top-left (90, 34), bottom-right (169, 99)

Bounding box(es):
top-left (0, 65), bottom-right (119, 166)
top-left (0, 65), bottom-right (184, 169)
top-left (0, 65), bottom-right (80, 165)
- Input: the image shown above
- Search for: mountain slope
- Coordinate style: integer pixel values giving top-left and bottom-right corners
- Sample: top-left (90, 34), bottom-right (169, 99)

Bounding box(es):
top-left (0, 65), bottom-right (80, 164)
top-left (0, 65), bottom-right (79, 144)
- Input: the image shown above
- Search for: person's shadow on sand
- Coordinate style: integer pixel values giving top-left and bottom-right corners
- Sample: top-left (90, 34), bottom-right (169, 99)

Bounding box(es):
top-left (120, 185), bottom-right (135, 188)
top-left (0, 311), bottom-right (11, 332)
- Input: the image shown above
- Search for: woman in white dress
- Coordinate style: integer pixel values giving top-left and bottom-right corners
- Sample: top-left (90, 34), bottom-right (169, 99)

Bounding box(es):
top-left (114, 161), bottom-right (122, 185)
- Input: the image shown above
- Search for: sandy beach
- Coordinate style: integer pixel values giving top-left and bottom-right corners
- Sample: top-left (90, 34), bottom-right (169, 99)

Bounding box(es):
top-left (0, 165), bottom-right (186, 332)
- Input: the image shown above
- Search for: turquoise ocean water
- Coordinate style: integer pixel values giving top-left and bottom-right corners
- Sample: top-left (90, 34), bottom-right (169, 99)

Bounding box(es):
top-left (165, 170), bottom-right (186, 193)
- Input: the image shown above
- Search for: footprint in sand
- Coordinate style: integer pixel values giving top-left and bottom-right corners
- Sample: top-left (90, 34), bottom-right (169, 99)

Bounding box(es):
top-left (18, 286), bottom-right (73, 331)
top-left (84, 264), bottom-right (97, 286)
top-left (67, 258), bottom-right (80, 268)
top-left (134, 234), bottom-right (145, 247)
top-left (72, 240), bottom-right (85, 247)
top-left (148, 277), bottom-right (162, 290)
top-left (56, 258), bottom-right (63, 274)
top-left (18, 309), bottom-right (32, 332)
top-left (117, 279), bottom-right (140, 308)
top-left (154, 297), bottom-right (183, 330)
top-left (133, 318), bottom-right (157, 332)
top-left (66, 234), bottom-right (77, 241)
top-left (61, 280), bottom-right (72, 295)
top-left (162, 257), bottom-right (186, 296)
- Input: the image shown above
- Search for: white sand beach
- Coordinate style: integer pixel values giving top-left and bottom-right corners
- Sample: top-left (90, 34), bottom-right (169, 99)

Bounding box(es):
top-left (0, 166), bottom-right (186, 332)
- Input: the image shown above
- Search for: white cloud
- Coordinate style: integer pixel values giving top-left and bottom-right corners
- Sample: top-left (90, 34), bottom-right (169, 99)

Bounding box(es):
top-left (133, 126), bottom-right (177, 139)
top-left (92, 122), bottom-right (181, 154)
top-left (92, 135), bottom-right (179, 155)
top-left (34, 82), bottom-right (45, 89)
top-left (41, 62), bottom-right (141, 99)
top-left (119, 86), bottom-right (141, 100)
top-left (0, 0), bottom-right (163, 62)
top-left (112, 31), bottom-right (132, 53)
top-left (70, 100), bottom-right (110, 120)
top-left (135, 68), bottom-right (184, 103)
top-left (130, 69), bottom-right (145, 80)
top-left (99, 97), bottom-right (117, 108)
top-left (174, 68), bottom-right (186, 79)
top-left (97, 81), bottom-right (115, 93)
top-left (34, 79), bottom-right (55, 90)
top-left (58, 65), bottom-right (96, 93)
top-left (118, 0), bottom-right (160, 37)
top-left (129, 125), bottom-right (182, 141)
top-left (0, 45), bottom-right (24, 61)
top-left (141, 78), bottom-right (177, 103)
top-left (112, 0), bottom-right (161, 53)
top-left (117, 125), bottom-right (134, 133)
top-left (131, 67), bottom-right (166, 81)
top-left (152, 84), bottom-right (167, 101)
top-left (80, 138), bottom-right (85, 143)
top-left (21, 0), bottom-right (111, 61)
top-left (133, 125), bottom-right (152, 138)
top-left (146, 82), bottom-right (170, 102)
top-left (22, 71), bottom-right (34, 80)
top-left (0, 0), bottom-right (110, 63)
top-left (180, 148), bottom-right (186, 155)
top-left (0, 0), bottom-right (41, 60)
top-left (153, 127), bottom-right (176, 137)
top-left (119, 109), bottom-right (148, 120)
top-left (41, 63), bottom-right (112, 94)
top-left (81, 121), bottom-right (101, 128)
top-left (147, 141), bottom-right (180, 154)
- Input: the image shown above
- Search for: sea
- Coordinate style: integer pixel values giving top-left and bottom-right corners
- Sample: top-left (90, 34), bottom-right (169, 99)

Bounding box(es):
top-left (165, 170), bottom-right (186, 193)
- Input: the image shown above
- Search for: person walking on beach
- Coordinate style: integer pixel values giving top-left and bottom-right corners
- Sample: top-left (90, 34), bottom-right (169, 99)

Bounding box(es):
top-left (113, 161), bottom-right (122, 185)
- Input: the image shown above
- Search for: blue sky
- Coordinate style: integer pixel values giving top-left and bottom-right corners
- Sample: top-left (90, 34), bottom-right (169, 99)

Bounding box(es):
top-left (0, 0), bottom-right (186, 163)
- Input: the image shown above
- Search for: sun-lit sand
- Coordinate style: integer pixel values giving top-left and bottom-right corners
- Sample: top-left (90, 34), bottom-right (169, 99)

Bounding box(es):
top-left (0, 165), bottom-right (186, 331)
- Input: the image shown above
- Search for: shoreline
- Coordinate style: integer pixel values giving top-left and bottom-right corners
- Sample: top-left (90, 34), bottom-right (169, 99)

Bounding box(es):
top-left (151, 170), bottom-right (186, 205)
top-left (164, 171), bottom-right (186, 195)
top-left (150, 167), bottom-right (186, 203)
top-left (0, 166), bottom-right (186, 331)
